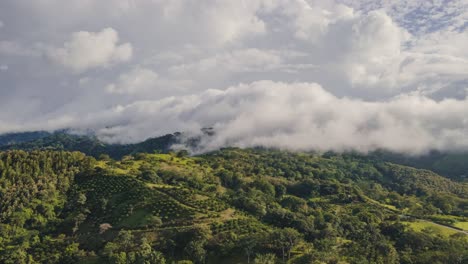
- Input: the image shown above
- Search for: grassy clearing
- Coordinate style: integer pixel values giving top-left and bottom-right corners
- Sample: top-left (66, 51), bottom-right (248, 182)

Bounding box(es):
top-left (404, 221), bottom-right (459, 237)
top-left (361, 196), bottom-right (399, 213)
top-left (453, 222), bottom-right (468, 231)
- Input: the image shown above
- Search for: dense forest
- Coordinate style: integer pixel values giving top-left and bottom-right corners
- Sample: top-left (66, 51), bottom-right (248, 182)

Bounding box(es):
top-left (0, 131), bottom-right (179, 159)
top-left (1, 131), bottom-right (467, 182)
top-left (0, 140), bottom-right (466, 263)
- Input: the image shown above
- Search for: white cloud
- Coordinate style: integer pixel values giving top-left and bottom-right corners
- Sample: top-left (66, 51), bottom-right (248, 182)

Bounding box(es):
top-left (1, 0), bottom-right (468, 154)
top-left (6, 81), bottom-right (468, 155)
top-left (288, 0), bottom-right (355, 41)
top-left (169, 49), bottom-right (282, 76)
top-left (47, 28), bottom-right (132, 72)
top-left (106, 68), bottom-right (159, 95)
top-left (180, 81), bottom-right (468, 154)
top-left (343, 10), bottom-right (410, 88)
top-left (105, 67), bottom-right (192, 99)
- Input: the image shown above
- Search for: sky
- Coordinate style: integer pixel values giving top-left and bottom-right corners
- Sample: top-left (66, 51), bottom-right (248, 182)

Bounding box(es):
top-left (0, 0), bottom-right (467, 154)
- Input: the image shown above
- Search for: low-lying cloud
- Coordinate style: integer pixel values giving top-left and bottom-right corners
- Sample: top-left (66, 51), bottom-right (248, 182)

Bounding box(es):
top-left (2, 81), bottom-right (468, 155)
top-left (0, 0), bottom-right (467, 155)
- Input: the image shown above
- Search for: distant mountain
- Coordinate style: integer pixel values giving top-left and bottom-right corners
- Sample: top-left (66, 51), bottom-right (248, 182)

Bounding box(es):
top-left (0, 131), bottom-right (51, 146)
top-left (371, 151), bottom-right (468, 182)
top-left (1, 130), bottom-right (467, 181)
top-left (0, 131), bottom-right (180, 159)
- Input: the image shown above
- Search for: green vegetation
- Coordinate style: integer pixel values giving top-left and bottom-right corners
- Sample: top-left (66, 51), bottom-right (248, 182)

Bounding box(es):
top-left (0, 131), bottom-right (179, 159)
top-left (373, 150), bottom-right (468, 182)
top-left (404, 221), bottom-right (460, 237)
top-left (453, 222), bottom-right (468, 231)
top-left (0, 147), bottom-right (467, 263)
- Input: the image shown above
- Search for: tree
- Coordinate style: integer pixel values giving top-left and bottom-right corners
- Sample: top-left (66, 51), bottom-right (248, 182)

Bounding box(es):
top-left (62, 243), bottom-right (84, 263)
top-left (251, 179), bottom-right (275, 197)
top-left (136, 238), bottom-right (166, 264)
top-left (144, 251), bottom-right (166, 264)
top-left (76, 193), bottom-right (87, 206)
top-left (117, 230), bottom-right (134, 252)
top-left (72, 212), bottom-right (87, 234)
top-left (147, 216), bottom-right (163, 228)
top-left (280, 195), bottom-right (308, 212)
top-left (271, 228), bottom-right (302, 261)
top-left (103, 242), bottom-right (119, 257)
top-left (253, 253), bottom-right (276, 264)
top-left (177, 150), bottom-right (189, 158)
top-left (100, 198), bottom-right (108, 211)
top-left (110, 252), bottom-right (127, 264)
top-left (138, 164), bottom-right (161, 183)
top-left (184, 240), bottom-right (206, 264)
top-left (98, 154), bottom-right (111, 161)
top-left (240, 236), bottom-right (257, 263)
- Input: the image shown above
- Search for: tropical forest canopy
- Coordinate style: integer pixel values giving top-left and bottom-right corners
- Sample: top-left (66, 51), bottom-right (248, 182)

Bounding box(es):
top-left (0, 132), bottom-right (466, 264)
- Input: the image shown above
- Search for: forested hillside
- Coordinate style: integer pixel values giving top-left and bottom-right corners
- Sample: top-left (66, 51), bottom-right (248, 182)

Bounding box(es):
top-left (0, 132), bottom-right (179, 159)
top-left (0, 131), bottom-right (50, 146)
top-left (2, 131), bottom-right (468, 182)
top-left (372, 151), bottom-right (468, 182)
top-left (0, 148), bottom-right (466, 264)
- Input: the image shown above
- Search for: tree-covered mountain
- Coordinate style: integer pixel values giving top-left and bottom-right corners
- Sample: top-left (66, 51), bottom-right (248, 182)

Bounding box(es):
top-left (2, 131), bottom-right (468, 182)
top-left (0, 147), bottom-right (466, 264)
top-left (370, 151), bottom-right (468, 182)
top-left (0, 131), bottom-right (179, 159)
top-left (0, 131), bottom-right (51, 146)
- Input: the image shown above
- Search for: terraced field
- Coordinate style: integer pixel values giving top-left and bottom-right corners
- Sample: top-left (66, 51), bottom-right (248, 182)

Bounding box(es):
top-left (76, 175), bottom-right (198, 228)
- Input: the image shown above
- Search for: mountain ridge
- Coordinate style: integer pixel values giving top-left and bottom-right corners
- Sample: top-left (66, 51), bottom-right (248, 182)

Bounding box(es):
top-left (1, 130), bottom-right (467, 181)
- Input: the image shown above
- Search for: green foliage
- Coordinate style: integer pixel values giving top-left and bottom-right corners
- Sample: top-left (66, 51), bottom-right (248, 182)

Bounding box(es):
top-left (1, 131), bottom-right (178, 159)
top-left (0, 147), bottom-right (467, 263)
top-left (254, 253), bottom-right (276, 264)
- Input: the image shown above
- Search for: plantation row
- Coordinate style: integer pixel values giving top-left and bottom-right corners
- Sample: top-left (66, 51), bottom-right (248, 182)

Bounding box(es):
top-left (76, 175), bottom-right (198, 225)
top-left (211, 218), bottom-right (270, 237)
top-left (154, 186), bottom-right (228, 213)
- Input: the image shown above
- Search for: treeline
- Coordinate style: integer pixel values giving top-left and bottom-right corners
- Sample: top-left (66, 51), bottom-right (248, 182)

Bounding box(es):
top-left (0, 132), bottom-right (178, 159)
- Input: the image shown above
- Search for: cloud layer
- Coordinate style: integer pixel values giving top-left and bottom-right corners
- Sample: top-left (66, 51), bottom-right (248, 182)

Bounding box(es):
top-left (0, 0), bottom-right (467, 154)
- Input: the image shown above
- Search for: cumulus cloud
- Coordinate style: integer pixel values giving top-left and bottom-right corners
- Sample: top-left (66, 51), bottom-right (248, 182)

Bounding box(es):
top-left (3, 81), bottom-right (467, 155)
top-left (343, 10), bottom-right (410, 88)
top-left (0, 0), bottom-right (468, 155)
top-left (47, 28), bottom-right (132, 72)
top-left (191, 81), bottom-right (468, 154)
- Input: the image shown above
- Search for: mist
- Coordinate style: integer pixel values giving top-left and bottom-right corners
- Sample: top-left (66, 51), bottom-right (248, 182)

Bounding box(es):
top-left (0, 0), bottom-right (467, 155)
